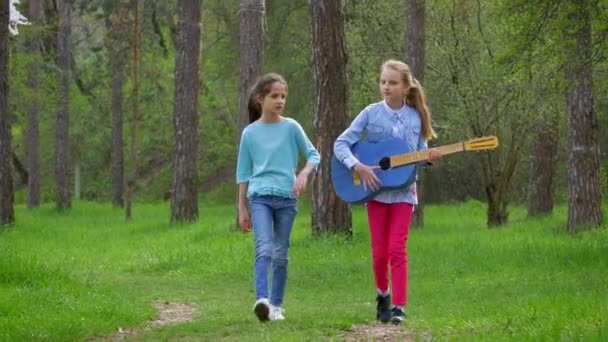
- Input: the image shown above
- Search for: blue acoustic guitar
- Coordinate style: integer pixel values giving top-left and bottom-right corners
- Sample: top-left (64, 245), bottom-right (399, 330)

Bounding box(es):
top-left (331, 136), bottom-right (499, 204)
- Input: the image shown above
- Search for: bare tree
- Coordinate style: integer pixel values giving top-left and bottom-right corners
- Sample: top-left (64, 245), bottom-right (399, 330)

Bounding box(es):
top-left (564, 1), bottom-right (602, 230)
top-left (405, 0), bottom-right (426, 227)
top-left (0, 0), bottom-right (14, 225)
top-left (26, 0), bottom-right (42, 209)
top-left (310, 0), bottom-right (351, 234)
top-left (55, 0), bottom-right (71, 210)
top-left (171, 0), bottom-right (202, 222)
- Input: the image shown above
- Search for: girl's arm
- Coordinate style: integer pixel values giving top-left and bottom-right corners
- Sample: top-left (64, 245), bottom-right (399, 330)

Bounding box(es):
top-left (236, 131), bottom-right (252, 232)
top-left (238, 182), bottom-right (249, 211)
top-left (292, 122), bottom-right (320, 196)
top-left (293, 121), bottom-right (320, 169)
top-left (333, 107), bottom-right (369, 169)
top-left (237, 182), bottom-right (251, 232)
top-left (416, 134), bottom-right (441, 167)
top-left (293, 162), bottom-right (315, 197)
top-left (236, 131), bottom-right (252, 184)
top-left (334, 107), bottom-right (382, 191)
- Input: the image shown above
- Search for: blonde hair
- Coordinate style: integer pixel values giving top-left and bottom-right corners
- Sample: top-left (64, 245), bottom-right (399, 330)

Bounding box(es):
top-left (381, 60), bottom-right (437, 141)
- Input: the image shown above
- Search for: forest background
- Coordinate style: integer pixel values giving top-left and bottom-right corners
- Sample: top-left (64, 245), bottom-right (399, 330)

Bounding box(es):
top-left (2, 0), bottom-right (608, 227)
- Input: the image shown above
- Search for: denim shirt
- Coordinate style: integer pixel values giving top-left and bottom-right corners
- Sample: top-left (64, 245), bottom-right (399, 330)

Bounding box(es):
top-left (334, 100), bottom-right (427, 204)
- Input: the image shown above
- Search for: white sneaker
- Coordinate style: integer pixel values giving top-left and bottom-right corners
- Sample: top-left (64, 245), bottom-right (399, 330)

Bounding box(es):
top-left (269, 305), bottom-right (285, 321)
top-left (253, 298), bottom-right (270, 321)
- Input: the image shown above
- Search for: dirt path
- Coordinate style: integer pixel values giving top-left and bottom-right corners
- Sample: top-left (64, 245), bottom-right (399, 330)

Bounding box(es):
top-left (87, 301), bottom-right (195, 341)
top-left (344, 324), bottom-right (431, 341)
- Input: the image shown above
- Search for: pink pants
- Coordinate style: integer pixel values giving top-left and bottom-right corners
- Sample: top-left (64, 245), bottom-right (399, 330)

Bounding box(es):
top-left (366, 200), bottom-right (413, 306)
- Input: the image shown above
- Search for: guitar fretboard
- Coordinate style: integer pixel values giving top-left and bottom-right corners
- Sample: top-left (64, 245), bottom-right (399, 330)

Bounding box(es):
top-left (389, 142), bottom-right (464, 168)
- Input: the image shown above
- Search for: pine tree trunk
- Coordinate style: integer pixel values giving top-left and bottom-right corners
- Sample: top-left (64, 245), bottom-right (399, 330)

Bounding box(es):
top-left (564, 2), bottom-right (602, 231)
top-left (26, 0), bottom-right (41, 209)
top-left (110, 3), bottom-right (126, 208)
top-left (171, 0), bottom-right (201, 222)
top-left (405, 0), bottom-right (426, 227)
top-left (310, 0), bottom-right (352, 235)
top-left (0, 0), bottom-right (14, 225)
top-left (125, 0), bottom-right (140, 220)
top-left (237, 0), bottom-right (264, 133)
top-left (235, 0), bottom-right (265, 224)
top-left (55, 0), bottom-right (71, 210)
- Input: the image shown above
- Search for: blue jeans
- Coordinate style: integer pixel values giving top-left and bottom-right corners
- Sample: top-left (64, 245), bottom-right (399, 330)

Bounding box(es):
top-left (249, 195), bottom-right (298, 307)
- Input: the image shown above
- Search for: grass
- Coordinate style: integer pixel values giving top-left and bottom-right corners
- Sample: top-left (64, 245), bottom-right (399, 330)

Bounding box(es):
top-left (0, 200), bottom-right (607, 341)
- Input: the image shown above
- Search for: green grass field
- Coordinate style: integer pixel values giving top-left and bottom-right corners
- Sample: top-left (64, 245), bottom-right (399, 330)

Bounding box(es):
top-left (1, 200), bottom-right (607, 341)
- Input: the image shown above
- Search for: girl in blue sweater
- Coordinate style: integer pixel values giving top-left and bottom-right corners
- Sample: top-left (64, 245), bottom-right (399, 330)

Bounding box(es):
top-left (236, 73), bottom-right (320, 321)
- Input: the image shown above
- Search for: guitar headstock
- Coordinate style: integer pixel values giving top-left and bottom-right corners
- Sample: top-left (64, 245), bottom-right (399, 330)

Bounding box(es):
top-left (464, 136), bottom-right (499, 151)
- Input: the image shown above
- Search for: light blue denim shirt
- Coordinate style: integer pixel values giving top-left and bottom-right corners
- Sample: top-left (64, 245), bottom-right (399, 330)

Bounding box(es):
top-left (237, 118), bottom-right (320, 199)
top-left (334, 100), bottom-right (427, 204)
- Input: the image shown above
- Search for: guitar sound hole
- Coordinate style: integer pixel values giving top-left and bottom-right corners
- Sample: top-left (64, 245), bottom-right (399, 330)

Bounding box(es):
top-left (379, 157), bottom-right (391, 170)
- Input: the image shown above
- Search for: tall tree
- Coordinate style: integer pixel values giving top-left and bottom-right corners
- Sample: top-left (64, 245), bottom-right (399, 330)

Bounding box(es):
top-left (310, 0), bottom-right (351, 234)
top-left (236, 0), bottom-right (265, 224)
top-left (170, 0), bottom-right (201, 222)
top-left (26, 0), bottom-right (42, 209)
top-left (564, 0), bottom-right (602, 230)
top-left (125, 0), bottom-right (140, 220)
top-left (55, 0), bottom-right (71, 210)
top-left (405, 0), bottom-right (426, 227)
top-left (499, 1), bottom-right (563, 219)
top-left (109, 1), bottom-right (127, 208)
top-left (429, 0), bottom-right (534, 226)
top-left (237, 0), bottom-right (264, 134)
top-left (0, 0), bottom-right (14, 225)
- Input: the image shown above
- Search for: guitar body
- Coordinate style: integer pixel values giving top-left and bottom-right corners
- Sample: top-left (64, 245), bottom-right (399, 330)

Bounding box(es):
top-left (331, 138), bottom-right (417, 204)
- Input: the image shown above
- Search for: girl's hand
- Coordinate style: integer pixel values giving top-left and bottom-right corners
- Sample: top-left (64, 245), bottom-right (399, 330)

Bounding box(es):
top-left (238, 206), bottom-right (251, 233)
top-left (292, 170), bottom-right (310, 197)
top-left (353, 163), bottom-right (382, 192)
top-left (427, 148), bottom-right (442, 162)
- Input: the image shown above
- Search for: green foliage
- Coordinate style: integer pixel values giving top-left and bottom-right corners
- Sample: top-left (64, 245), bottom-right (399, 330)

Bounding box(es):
top-left (6, 0), bottom-right (608, 208)
top-left (1, 201), bottom-right (607, 340)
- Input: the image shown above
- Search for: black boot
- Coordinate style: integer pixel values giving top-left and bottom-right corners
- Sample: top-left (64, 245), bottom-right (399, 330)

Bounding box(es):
top-left (391, 306), bottom-right (405, 324)
top-left (376, 294), bottom-right (391, 323)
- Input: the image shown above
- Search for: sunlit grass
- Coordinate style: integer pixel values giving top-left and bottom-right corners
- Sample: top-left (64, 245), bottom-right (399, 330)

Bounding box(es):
top-left (0, 200), bottom-right (606, 341)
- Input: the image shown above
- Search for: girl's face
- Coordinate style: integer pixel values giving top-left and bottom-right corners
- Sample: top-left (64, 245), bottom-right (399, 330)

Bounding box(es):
top-left (380, 67), bottom-right (408, 104)
top-left (258, 82), bottom-right (287, 116)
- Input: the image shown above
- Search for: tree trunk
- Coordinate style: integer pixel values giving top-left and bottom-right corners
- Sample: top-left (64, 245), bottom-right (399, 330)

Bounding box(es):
top-left (125, 0), bottom-right (140, 220)
top-left (236, 0), bottom-right (265, 224)
top-left (564, 2), bottom-right (602, 231)
top-left (170, 0), bottom-right (201, 223)
top-left (237, 0), bottom-right (264, 134)
top-left (405, 0), bottom-right (426, 227)
top-left (482, 137), bottom-right (521, 227)
top-left (110, 2), bottom-right (126, 208)
top-left (310, 0), bottom-right (351, 235)
top-left (0, 0), bottom-right (14, 225)
top-left (26, 0), bottom-right (41, 209)
top-left (527, 112), bottom-right (558, 216)
top-left (55, 0), bottom-right (71, 210)
top-left (74, 162), bottom-right (80, 200)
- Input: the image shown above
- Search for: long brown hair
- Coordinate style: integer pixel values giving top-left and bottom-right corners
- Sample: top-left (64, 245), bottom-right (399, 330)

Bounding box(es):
top-left (247, 73), bottom-right (288, 124)
top-left (381, 60), bottom-right (437, 141)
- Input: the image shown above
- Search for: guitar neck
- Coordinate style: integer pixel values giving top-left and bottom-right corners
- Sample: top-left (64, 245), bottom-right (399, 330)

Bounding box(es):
top-left (390, 142), bottom-right (464, 167)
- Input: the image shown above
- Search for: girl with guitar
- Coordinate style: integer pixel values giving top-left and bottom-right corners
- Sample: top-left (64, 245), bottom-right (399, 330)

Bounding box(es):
top-left (334, 60), bottom-right (442, 324)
